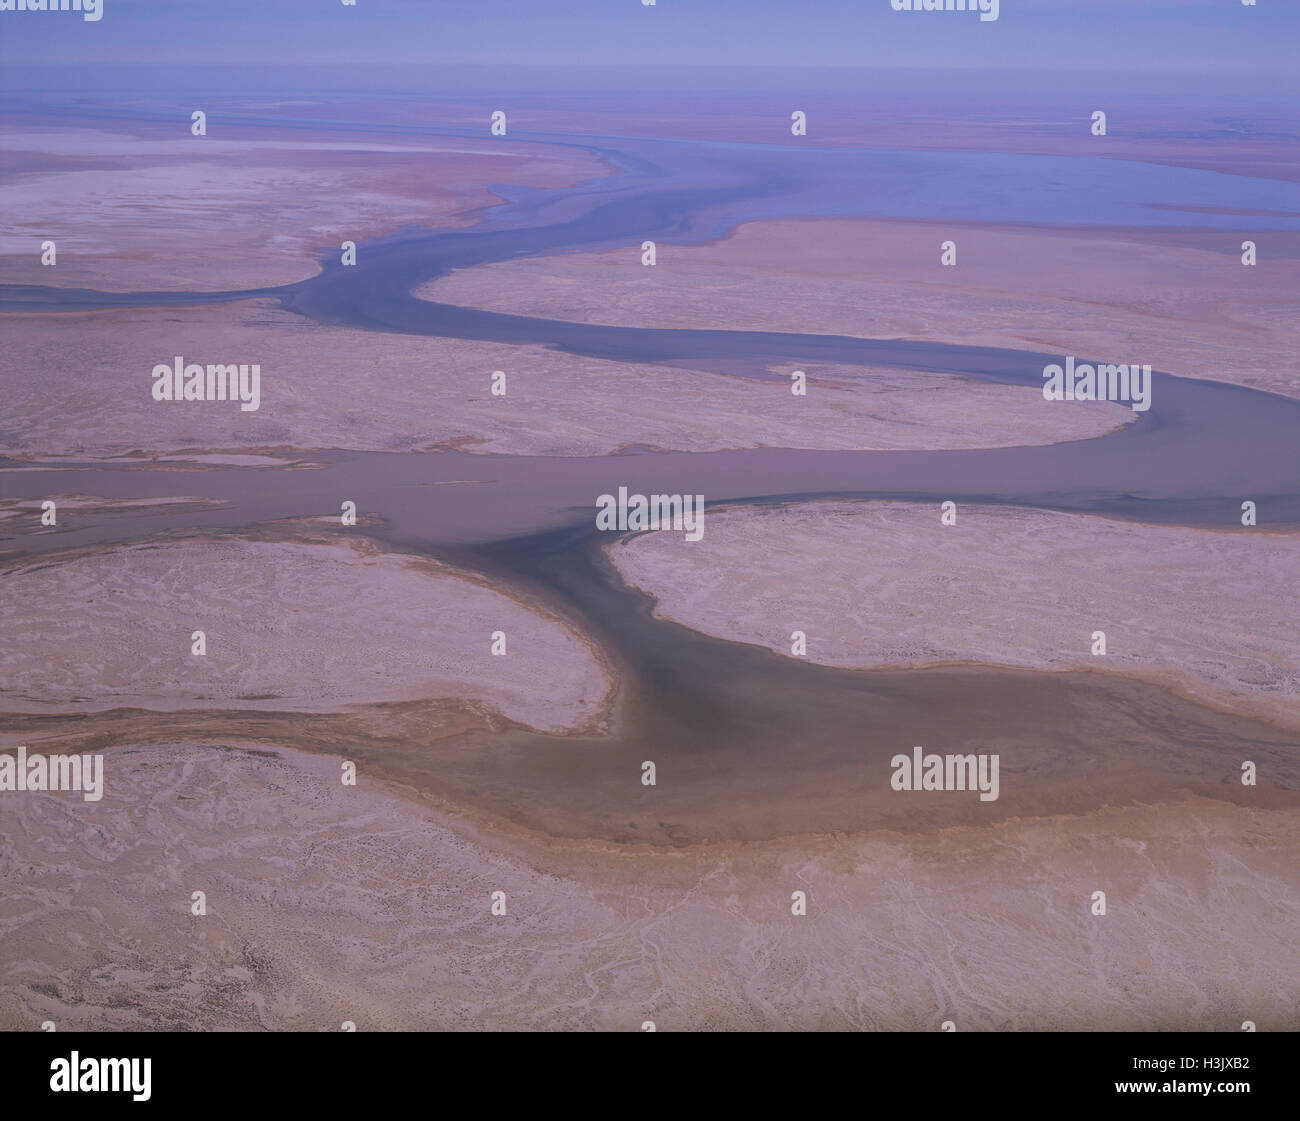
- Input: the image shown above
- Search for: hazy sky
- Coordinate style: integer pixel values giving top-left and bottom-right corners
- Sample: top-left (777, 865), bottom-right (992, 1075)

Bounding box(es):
top-left (1, 0), bottom-right (1296, 89)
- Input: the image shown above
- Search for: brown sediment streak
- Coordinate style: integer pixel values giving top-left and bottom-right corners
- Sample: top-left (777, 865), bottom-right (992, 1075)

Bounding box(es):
top-left (3, 518), bottom-right (1296, 848)
top-left (4, 655), bottom-right (1295, 851)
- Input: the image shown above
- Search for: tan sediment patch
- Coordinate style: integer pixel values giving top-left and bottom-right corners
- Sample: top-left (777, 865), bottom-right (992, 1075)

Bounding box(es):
top-left (0, 535), bottom-right (612, 734)
top-left (0, 495), bottom-right (222, 522)
top-left (416, 218), bottom-right (1300, 400)
top-left (0, 739), bottom-right (1292, 1031)
top-left (610, 501), bottom-right (1300, 733)
top-left (0, 299), bottom-right (1131, 459)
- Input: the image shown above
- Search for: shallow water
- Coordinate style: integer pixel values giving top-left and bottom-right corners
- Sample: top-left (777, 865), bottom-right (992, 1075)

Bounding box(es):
top-left (2, 120), bottom-right (1297, 845)
top-left (413, 525), bottom-right (1300, 843)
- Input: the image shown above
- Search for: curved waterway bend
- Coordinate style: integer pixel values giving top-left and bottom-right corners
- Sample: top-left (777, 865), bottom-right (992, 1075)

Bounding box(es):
top-left (4, 129), bottom-right (1300, 524)
top-left (2, 129), bottom-right (1297, 842)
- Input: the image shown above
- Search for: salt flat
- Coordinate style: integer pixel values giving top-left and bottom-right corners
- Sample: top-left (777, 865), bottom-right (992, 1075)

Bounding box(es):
top-left (0, 535), bottom-right (611, 733)
top-left (0, 739), bottom-right (1292, 1031)
top-left (417, 217), bottom-right (1300, 400)
top-left (0, 122), bottom-right (607, 292)
top-left (0, 300), bottom-right (1132, 460)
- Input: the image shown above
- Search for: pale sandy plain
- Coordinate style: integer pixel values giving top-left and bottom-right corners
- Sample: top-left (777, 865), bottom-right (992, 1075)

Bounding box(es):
top-left (0, 740), bottom-right (1294, 1031)
top-left (0, 301), bottom-right (1133, 460)
top-left (0, 122), bottom-right (608, 292)
top-left (0, 535), bottom-right (610, 733)
top-left (417, 218), bottom-right (1300, 400)
top-left (611, 501), bottom-right (1300, 734)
